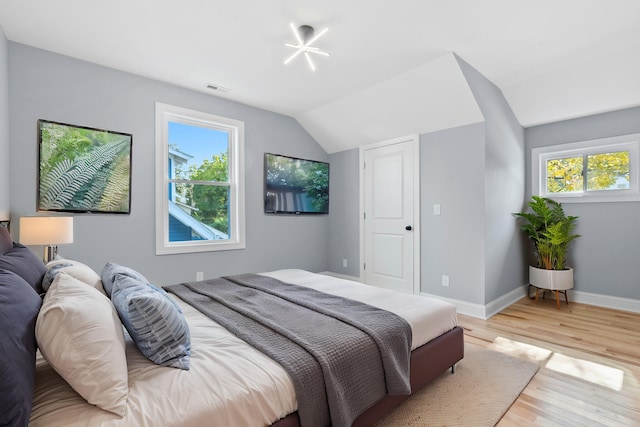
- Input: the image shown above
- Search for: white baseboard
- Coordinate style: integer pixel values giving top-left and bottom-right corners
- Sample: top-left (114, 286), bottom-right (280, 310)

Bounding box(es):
top-left (419, 286), bottom-right (527, 320)
top-left (422, 286), bottom-right (640, 319)
top-left (484, 285), bottom-right (529, 318)
top-left (571, 290), bottom-right (640, 314)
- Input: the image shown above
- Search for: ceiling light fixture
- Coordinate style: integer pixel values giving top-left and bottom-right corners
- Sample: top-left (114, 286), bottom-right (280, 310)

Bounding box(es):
top-left (284, 23), bottom-right (329, 71)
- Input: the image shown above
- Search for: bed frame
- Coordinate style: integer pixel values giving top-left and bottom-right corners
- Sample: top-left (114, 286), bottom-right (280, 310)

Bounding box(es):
top-left (270, 325), bottom-right (464, 427)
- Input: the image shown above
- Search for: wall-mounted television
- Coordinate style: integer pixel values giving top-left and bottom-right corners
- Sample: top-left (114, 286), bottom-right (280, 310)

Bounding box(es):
top-left (264, 153), bottom-right (329, 214)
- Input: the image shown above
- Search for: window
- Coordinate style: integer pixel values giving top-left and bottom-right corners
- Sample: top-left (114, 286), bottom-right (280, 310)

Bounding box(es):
top-left (532, 133), bottom-right (640, 203)
top-left (155, 103), bottom-right (245, 254)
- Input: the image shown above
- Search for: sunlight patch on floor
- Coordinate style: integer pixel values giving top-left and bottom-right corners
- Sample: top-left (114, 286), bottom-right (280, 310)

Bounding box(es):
top-left (490, 336), bottom-right (625, 391)
top-left (546, 352), bottom-right (624, 391)
top-left (490, 336), bottom-right (552, 362)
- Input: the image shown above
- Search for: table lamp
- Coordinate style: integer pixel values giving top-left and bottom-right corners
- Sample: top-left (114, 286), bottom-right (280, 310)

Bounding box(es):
top-left (19, 216), bottom-right (74, 263)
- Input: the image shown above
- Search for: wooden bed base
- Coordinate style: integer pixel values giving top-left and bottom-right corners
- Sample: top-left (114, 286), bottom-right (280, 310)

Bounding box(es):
top-left (270, 326), bottom-right (465, 427)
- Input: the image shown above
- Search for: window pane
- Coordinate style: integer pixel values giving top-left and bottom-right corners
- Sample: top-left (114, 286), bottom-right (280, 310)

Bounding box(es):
top-left (546, 157), bottom-right (583, 193)
top-left (168, 121), bottom-right (229, 182)
top-left (157, 103), bottom-right (245, 254)
top-left (587, 151), bottom-right (630, 191)
top-left (169, 184), bottom-right (230, 242)
top-left (167, 121), bottom-right (231, 242)
top-left (533, 134), bottom-right (639, 203)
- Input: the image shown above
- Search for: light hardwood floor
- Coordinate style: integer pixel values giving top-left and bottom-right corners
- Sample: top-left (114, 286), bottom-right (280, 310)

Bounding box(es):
top-left (457, 295), bottom-right (640, 426)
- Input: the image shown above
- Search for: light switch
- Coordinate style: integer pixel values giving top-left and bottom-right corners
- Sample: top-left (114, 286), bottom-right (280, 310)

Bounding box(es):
top-left (442, 275), bottom-right (449, 287)
top-left (433, 204), bottom-right (441, 215)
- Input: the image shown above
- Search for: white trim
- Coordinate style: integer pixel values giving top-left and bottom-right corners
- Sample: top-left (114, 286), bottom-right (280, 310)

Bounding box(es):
top-left (359, 134), bottom-right (421, 293)
top-left (412, 138), bottom-right (421, 295)
top-left (571, 290), bottom-right (640, 314)
top-left (155, 102), bottom-right (245, 255)
top-left (421, 285), bottom-right (527, 320)
top-left (324, 270), bottom-right (640, 317)
top-left (484, 286), bottom-right (529, 318)
top-left (532, 133), bottom-right (640, 203)
top-left (422, 286), bottom-right (640, 320)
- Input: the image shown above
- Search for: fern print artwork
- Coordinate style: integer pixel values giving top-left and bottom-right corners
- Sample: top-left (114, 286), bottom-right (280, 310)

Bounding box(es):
top-left (38, 120), bottom-right (132, 214)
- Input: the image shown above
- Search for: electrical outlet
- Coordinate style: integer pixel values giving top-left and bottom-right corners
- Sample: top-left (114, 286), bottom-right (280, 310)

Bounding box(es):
top-left (342, 259), bottom-right (348, 268)
top-left (442, 275), bottom-right (449, 287)
top-left (196, 272), bottom-right (204, 281)
top-left (433, 204), bottom-right (441, 215)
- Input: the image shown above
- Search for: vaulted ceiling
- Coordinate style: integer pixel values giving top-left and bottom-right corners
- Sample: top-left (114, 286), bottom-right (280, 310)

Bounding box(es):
top-left (1, 0), bottom-right (639, 153)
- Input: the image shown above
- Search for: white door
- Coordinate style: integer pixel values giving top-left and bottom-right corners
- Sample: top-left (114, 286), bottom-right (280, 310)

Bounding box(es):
top-left (361, 136), bottom-right (419, 294)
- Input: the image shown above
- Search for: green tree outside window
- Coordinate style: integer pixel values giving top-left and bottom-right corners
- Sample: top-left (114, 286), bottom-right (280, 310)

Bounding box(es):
top-left (546, 151), bottom-right (629, 193)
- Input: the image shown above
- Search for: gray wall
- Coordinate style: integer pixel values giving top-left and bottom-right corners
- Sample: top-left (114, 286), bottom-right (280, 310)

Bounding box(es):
top-left (0, 28), bottom-right (9, 219)
top-left (327, 148), bottom-right (360, 276)
top-left (327, 58), bottom-right (527, 308)
top-left (7, 39), bottom-right (637, 304)
top-left (8, 43), bottom-right (330, 286)
top-left (456, 56), bottom-right (527, 303)
top-left (421, 57), bottom-right (526, 306)
top-left (420, 123), bottom-right (486, 304)
top-left (525, 107), bottom-right (640, 300)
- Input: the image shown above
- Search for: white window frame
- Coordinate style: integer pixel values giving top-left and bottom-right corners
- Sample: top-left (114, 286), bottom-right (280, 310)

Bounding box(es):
top-left (532, 133), bottom-right (640, 203)
top-left (155, 102), bottom-right (245, 254)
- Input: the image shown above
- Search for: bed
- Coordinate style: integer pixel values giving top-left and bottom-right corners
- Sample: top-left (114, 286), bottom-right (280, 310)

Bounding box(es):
top-left (0, 229), bottom-right (463, 427)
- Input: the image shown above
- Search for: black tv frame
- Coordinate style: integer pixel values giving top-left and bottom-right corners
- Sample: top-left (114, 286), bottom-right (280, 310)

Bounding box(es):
top-left (264, 153), bottom-right (329, 215)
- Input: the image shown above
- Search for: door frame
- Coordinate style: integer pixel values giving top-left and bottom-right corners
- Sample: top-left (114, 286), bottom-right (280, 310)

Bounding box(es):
top-left (359, 134), bottom-right (421, 294)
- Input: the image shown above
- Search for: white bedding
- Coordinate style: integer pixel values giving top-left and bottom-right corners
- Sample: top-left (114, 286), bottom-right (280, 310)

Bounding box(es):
top-left (30, 269), bottom-right (457, 427)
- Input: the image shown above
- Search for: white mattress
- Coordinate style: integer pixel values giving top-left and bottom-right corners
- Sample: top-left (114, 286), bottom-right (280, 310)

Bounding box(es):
top-left (30, 270), bottom-right (457, 427)
top-left (262, 270), bottom-right (458, 351)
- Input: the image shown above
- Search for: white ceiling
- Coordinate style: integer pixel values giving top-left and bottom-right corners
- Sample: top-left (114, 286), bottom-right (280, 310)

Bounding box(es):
top-left (1, 0), bottom-right (639, 153)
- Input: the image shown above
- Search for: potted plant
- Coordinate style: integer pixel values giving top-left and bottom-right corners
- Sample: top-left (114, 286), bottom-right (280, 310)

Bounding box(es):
top-left (514, 196), bottom-right (581, 301)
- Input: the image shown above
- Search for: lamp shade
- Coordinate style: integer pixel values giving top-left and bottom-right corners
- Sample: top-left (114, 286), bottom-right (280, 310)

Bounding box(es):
top-left (19, 217), bottom-right (74, 245)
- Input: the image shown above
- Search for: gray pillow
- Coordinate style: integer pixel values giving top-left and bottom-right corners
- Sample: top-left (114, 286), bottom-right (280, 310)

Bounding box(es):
top-left (0, 227), bottom-right (12, 256)
top-left (111, 274), bottom-right (191, 370)
top-left (0, 244), bottom-right (47, 294)
top-left (0, 268), bottom-right (42, 426)
top-left (101, 262), bottom-right (149, 297)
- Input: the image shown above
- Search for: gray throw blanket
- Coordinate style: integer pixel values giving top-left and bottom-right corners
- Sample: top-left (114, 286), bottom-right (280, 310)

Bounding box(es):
top-left (165, 273), bottom-right (412, 427)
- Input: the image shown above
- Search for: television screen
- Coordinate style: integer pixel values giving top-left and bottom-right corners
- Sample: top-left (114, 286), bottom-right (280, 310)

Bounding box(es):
top-left (264, 153), bottom-right (329, 214)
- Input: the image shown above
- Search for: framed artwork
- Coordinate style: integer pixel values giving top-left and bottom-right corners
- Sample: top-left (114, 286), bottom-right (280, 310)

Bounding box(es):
top-left (37, 119), bottom-right (133, 214)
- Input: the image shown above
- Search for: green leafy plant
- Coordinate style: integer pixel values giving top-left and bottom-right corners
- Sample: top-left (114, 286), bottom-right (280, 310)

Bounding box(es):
top-left (39, 138), bottom-right (131, 212)
top-left (513, 196), bottom-right (581, 270)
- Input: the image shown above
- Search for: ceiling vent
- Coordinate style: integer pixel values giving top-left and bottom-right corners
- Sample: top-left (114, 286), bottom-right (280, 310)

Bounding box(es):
top-left (205, 83), bottom-right (231, 93)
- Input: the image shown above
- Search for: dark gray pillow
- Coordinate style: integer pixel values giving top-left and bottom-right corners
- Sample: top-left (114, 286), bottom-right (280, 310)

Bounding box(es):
top-left (101, 262), bottom-right (150, 297)
top-left (0, 227), bottom-right (12, 256)
top-left (0, 268), bottom-right (42, 426)
top-left (0, 244), bottom-right (47, 294)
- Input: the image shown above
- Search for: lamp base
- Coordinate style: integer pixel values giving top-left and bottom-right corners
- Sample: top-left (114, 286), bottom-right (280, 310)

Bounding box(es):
top-left (43, 245), bottom-right (59, 264)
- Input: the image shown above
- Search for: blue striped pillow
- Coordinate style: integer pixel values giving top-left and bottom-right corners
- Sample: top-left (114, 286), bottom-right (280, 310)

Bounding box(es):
top-left (111, 275), bottom-right (191, 370)
top-left (101, 262), bottom-right (150, 297)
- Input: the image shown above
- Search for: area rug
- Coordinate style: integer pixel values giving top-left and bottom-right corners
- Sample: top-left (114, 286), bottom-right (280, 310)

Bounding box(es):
top-left (372, 343), bottom-right (539, 427)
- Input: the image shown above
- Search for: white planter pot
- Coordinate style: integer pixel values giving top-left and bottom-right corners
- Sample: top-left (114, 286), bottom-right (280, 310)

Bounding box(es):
top-left (529, 266), bottom-right (574, 291)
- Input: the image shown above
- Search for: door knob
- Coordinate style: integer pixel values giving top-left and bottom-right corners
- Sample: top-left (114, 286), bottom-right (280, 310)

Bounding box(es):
top-left (405, 225), bottom-right (412, 231)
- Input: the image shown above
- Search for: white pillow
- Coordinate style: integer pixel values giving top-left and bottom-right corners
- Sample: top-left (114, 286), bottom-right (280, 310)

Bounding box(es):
top-left (45, 258), bottom-right (106, 294)
top-left (36, 272), bottom-right (128, 416)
